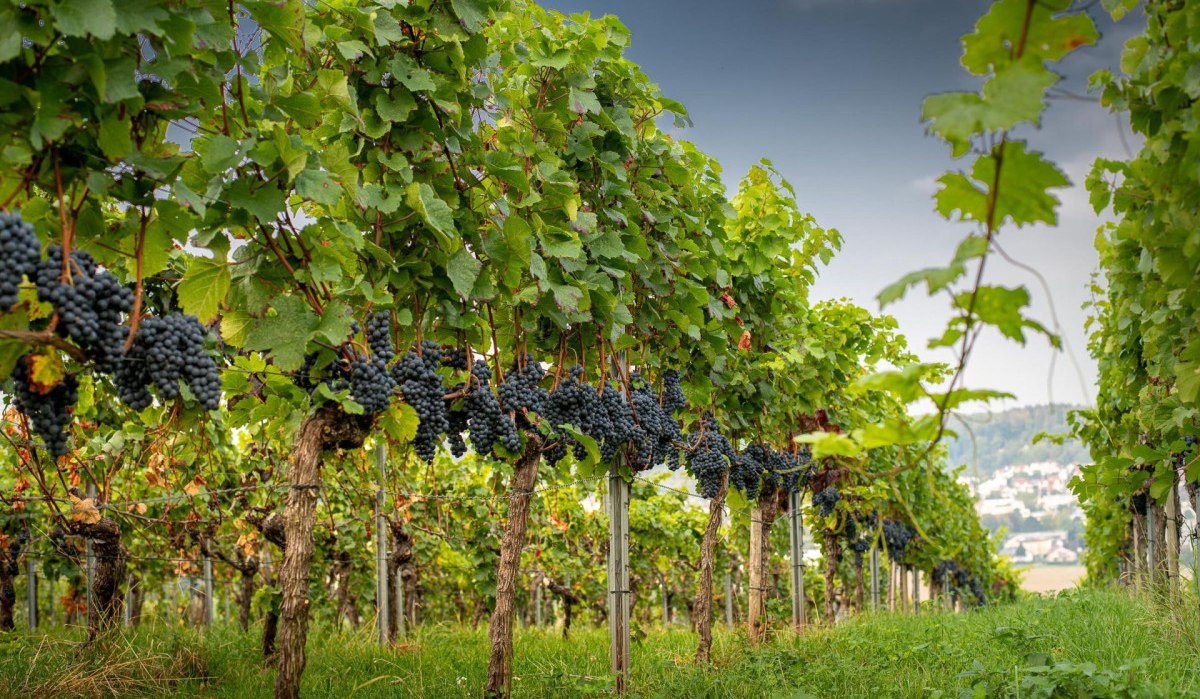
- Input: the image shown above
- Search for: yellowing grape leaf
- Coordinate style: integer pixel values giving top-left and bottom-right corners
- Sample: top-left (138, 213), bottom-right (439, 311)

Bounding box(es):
top-left (27, 353), bottom-right (65, 394)
top-left (68, 494), bottom-right (102, 524)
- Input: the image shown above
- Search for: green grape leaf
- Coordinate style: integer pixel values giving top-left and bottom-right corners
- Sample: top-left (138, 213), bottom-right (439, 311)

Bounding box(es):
top-left (50, 0), bottom-right (117, 40)
top-left (243, 296), bottom-right (320, 371)
top-left (178, 257), bottom-right (230, 324)
top-left (447, 249), bottom-right (482, 299)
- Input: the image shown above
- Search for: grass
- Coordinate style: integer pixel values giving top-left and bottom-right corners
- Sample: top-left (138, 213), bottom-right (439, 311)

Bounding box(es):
top-left (3, 587), bottom-right (1199, 698)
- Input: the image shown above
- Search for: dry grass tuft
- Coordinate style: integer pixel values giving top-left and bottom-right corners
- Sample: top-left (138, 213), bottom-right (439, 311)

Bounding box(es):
top-left (23, 629), bottom-right (209, 698)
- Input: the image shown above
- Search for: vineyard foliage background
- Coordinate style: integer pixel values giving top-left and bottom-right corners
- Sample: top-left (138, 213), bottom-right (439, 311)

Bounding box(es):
top-left (0, 0), bottom-right (1192, 696)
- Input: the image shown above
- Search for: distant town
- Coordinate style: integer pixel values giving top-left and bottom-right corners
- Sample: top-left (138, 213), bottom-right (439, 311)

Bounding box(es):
top-left (961, 461), bottom-right (1084, 564)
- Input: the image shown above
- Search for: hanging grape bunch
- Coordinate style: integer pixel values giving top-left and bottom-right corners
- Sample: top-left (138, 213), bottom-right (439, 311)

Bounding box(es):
top-left (729, 444), bottom-right (767, 500)
top-left (497, 353), bottom-right (548, 425)
top-left (813, 486), bottom-right (840, 517)
top-left (460, 359), bottom-right (521, 456)
top-left (10, 354), bottom-right (79, 459)
top-left (684, 412), bottom-right (736, 499)
top-left (0, 211), bottom-right (41, 310)
top-left (34, 245), bottom-right (134, 372)
top-left (114, 315), bottom-right (222, 411)
top-left (393, 344), bottom-right (450, 463)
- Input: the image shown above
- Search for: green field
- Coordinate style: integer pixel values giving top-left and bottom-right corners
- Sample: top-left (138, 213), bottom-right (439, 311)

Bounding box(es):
top-left (3, 587), bottom-right (1198, 698)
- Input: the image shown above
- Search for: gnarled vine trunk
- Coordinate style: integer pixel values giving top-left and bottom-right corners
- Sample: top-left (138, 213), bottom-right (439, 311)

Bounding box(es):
top-left (275, 405), bottom-right (372, 699)
top-left (823, 531), bottom-right (839, 623)
top-left (66, 516), bottom-right (125, 641)
top-left (485, 435), bottom-right (543, 699)
top-left (748, 493), bottom-right (781, 644)
top-left (547, 578), bottom-right (577, 640)
top-left (0, 536), bottom-right (21, 630)
top-left (238, 555), bottom-right (259, 632)
top-left (387, 517), bottom-right (414, 641)
top-left (694, 472), bottom-right (728, 663)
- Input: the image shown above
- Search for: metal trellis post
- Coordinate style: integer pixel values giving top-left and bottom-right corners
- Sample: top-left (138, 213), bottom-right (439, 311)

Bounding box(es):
top-left (870, 546), bottom-right (880, 611)
top-left (26, 556), bottom-right (37, 629)
top-left (787, 489), bottom-right (805, 631)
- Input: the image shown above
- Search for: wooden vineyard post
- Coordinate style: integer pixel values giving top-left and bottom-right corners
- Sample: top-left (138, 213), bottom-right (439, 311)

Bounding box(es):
top-left (787, 489), bottom-right (805, 631)
top-left (1146, 505), bottom-right (1156, 588)
top-left (375, 443), bottom-right (389, 646)
top-left (535, 575), bottom-right (543, 627)
top-left (203, 551), bottom-right (215, 626)
top-left (395, 566), bottom-right (406, 640)
top-left (26, 557), bottom-right (37, 629)
top-left (1166, 474), bottom-right (1180, 600)
top-left (607, 466), bottom-right (631, 694)
top-left (911, 568), bottom-right (919, 614)
top-left (660, 580), bottom-right (668, 625)
top-left (724, 569), bottom-right (734, 627)
top-left (85, 480), bottom-right (96, 624)
top-left (1191, 488), bottom-right (1200, 608)
top-left (870, 546), bottom-right (880, 611)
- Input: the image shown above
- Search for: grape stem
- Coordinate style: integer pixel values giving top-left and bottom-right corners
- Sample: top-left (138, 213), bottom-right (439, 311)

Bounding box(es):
top-left (0, 329), bottom-right (88, 362)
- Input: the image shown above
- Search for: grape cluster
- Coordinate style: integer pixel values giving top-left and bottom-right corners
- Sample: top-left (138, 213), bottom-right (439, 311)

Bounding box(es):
top-left (115, 315), bottom-right (221, 410)
top-left (541, 367), bottom-right (607, 466)
top-left (0, 211), bottom-right (41, 310)
top-left (10, 354), bottom-right (79, 459)
top-left (393, 347), bottom-right (449, 462)
top-left (441, 347), bottom-right (469, 372)
top-left (292, 353), bottom-right (322, 392)
top-left (625, 373), bottom-right (683, 470)
top-left (932, 560), bottom-right (986, 605)
top-left (365, 312), bottom-right (394, 363)
top-left (730, 444), bottom-right (767, 500)
top-left (349, 357), bottom-right (396, 415)
top-left (660, 369), bottom-right (687, 413)
top-left (35, 246), bottom-right (134, 371)
top-left (497, 354), bottom-right (548, 422)
top-left (850, 536), bottom-right (871, 567)
top-left (813, 486), bottom-right (840, 517)
top-left (881, 518), bottom-right (918, 558)
top-left (684, 412), bottom-right (736, 499)
top-left (458, 359), bottom-right (521, 455)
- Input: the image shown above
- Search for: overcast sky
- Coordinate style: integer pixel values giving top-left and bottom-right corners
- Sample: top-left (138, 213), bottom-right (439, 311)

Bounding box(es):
top-left (542, 0), bottom-right (1144, 410)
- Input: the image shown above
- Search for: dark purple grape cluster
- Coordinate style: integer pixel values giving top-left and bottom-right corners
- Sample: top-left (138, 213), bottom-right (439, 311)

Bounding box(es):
top-left (730, 443), bottom-right (767, 500)
top-left (541, 366), bottom-right (603, 466)
top-left (850, 536), bottom-right (871, 567)
top-left (660, 369), bottom-right (687, 413)
top-left (115, 314), bottom-right (221, 410)
top-left (684, 412), bottom-right (736, 499)
top-left (10, 354), bottom-right (79, 459)
top-left (34, 246), bottom-right (133, 371)
top-left (349, 357), bottom-right (395, 415)
top-left (0, 211), bottom-right (41, 310)
top-left (881, 518), bottom-right (917, 557)
top-left (458, 359), bottom-right (521, 455)
top-left (497, 354), bottom-right (548, 421)
top-left (626, 373), bottom-right (685, 470)
top-left (366, 311), bottom-right (394, 363)
top-left (393, 348), bottom-right (449, 462)
top-left (813, 486), bottom-right (840, 517)
top-left (441, 348), bottom-right (469, 371)
top-left (292, 353), bottom-right (321, 392)
top-left (932, 560), bottom-right (986, 605)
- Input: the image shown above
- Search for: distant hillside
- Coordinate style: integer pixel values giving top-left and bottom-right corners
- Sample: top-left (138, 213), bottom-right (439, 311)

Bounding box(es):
top-left (945, 404), bottom-right (1090, 478)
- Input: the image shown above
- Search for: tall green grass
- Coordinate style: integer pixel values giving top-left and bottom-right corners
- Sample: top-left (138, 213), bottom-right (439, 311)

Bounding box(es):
top-left (3, 587), bottom-right (1198, 698)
